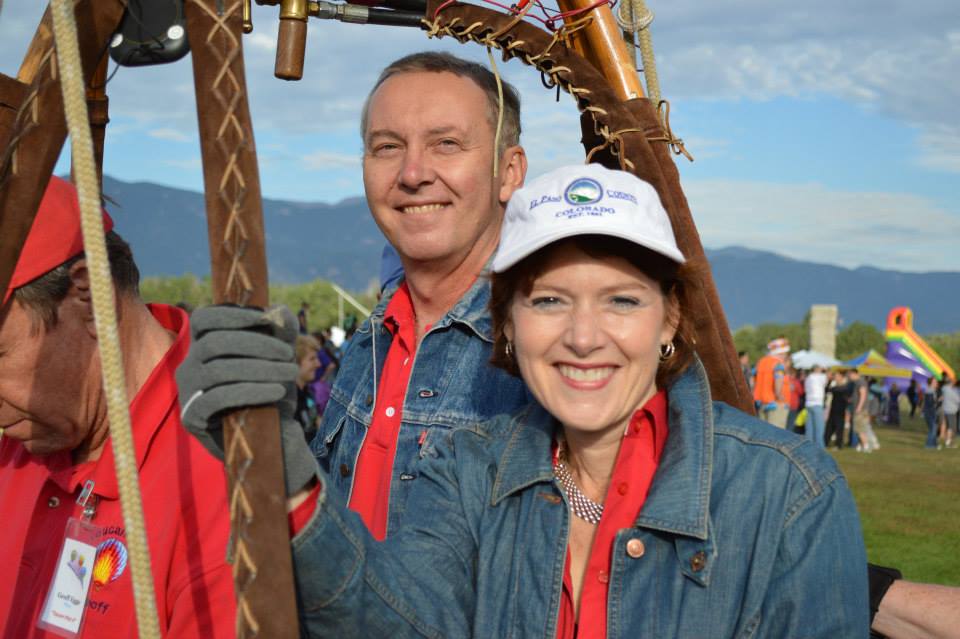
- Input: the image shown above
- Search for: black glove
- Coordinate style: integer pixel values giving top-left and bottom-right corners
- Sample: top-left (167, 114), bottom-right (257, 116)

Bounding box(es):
top-left (176, 305), bottom-right (318, 496)
top-left (868, 563), bottom-right (902, 638)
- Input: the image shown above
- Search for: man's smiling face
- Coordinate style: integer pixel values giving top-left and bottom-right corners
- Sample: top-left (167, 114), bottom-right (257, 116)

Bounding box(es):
top-left (361, 71), bottom-right (514, 269)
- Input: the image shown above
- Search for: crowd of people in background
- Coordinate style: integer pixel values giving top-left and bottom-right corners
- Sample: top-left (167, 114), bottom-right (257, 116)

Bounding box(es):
top-left (740, 339), bottom-right (959, 452)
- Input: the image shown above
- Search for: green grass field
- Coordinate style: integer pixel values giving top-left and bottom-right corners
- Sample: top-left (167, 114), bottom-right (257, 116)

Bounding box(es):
top-left (828, 411), bottom-right (960, 585)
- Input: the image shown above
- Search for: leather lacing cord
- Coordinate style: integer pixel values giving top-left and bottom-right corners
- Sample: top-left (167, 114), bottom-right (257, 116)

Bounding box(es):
top-left (422, 5), bottom-right (692, 170)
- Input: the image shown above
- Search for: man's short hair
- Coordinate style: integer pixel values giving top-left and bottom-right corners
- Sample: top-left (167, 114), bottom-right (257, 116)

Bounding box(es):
top-left (13, 231), bottom-right (141, 330)
top-left (360, 51), bottom-right (522, 156)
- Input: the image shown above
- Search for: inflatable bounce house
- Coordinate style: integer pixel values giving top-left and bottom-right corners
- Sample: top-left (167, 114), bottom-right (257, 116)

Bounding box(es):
top-left (885, 307), bottom-right (956, 389)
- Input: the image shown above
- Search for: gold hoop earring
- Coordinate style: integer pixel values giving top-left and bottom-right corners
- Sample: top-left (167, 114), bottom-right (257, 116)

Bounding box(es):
top-left (659, 341), bottom-right (676, 361)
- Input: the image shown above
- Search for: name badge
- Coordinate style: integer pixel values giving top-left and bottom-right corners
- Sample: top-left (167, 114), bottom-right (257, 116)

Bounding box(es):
top-left (37, 481), bottom-right (99, 638)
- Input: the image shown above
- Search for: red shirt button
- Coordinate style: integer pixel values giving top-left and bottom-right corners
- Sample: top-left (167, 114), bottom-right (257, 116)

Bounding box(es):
top-left (617, 482), bottom-right (629, 496)
top-left (597, 570), bottom-right (609, 584)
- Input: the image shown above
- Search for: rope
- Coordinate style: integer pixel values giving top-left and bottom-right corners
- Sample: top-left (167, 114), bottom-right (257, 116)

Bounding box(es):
top-left (486, 46), bottom-right (504, 178)
top-left (651, 99), bottom-right (693, 161)
top-left (616, 0), bottom-right (661, 107)
top-left (49, 2), bottom-right (161, 638)
top-left (424, 5), bottom-right (691, 177)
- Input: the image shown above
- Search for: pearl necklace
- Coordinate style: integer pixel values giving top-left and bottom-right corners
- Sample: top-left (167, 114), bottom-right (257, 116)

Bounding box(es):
top-left (553, 443), bottom-right (604, 525)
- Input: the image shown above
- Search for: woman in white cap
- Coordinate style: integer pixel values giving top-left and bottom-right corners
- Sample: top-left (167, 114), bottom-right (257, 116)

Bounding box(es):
top-left (196, 166), bottom-right (869, 637)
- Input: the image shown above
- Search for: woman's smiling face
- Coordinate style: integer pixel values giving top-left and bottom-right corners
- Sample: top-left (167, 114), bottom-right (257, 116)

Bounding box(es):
top-left (506, 241), bottom-right (677, 438)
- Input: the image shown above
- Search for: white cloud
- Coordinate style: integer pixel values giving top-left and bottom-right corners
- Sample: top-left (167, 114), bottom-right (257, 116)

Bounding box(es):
top-left (302, 150), bottom-right (361, 170)
top-left (148, 128), bottom-right (192, 143)
top-left (163, 157), bottom-right (202, 170)
top-left (914, 126), bottom-right (960, 174)
top-left (686, 179), bottom-right (960, 272)
top-left (245, 32), bottom-right (277, 53)
top-left (676, 135), bottom-right (730, 160)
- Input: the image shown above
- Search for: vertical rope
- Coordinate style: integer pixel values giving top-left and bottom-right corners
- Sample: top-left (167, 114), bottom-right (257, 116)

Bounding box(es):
top-left (486, 46), bottom-right (505, 178)
top-left (617, 0), bottom-right (661, 106)
top-left (633, 0), bottom-right (661, 106)
top-left (48, 2), bottom-right (161, 638)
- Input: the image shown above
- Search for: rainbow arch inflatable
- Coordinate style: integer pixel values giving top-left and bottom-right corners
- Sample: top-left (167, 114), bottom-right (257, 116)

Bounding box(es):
top-left (885, 307), bottom-right (956, 386)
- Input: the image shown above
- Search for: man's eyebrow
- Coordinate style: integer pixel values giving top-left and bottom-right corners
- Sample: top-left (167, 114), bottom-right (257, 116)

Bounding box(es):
top-left (425, 125), bottom-right (466, 136)
top-left (365, 129), bottom-right (402, 142)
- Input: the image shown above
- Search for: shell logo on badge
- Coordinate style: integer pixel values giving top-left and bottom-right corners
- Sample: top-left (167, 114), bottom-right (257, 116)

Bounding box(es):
top-left (93, 537), bottom-right (128, 588)
top-left (564, 177), bottom-right (603, 206)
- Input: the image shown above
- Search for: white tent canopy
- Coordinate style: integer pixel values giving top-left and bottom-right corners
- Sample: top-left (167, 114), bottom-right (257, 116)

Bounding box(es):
top-left (791, 350), bottom-right (841, 370)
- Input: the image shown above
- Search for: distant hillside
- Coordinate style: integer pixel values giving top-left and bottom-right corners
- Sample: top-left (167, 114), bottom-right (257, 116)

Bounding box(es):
top-left (705, 247), bottom-right (958, 334)
top-left (102, 176), bottom-right (385, 291)
top-left (102, 176), bottom-right (960, 334)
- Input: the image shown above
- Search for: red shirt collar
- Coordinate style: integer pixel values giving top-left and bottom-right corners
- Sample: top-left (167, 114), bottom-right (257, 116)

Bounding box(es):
top-left (628, 388), bottom-right (669, 459)
top-left (552, 389), bottom-right (669, 463)
top-left (383, 282), bottom-right (415, 336)
top-left (49, 304), bottom-right (190, 498)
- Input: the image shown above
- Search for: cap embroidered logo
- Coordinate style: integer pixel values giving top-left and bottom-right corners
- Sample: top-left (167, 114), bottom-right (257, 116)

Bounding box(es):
top-left (564, 177), bottom-right (603, 206)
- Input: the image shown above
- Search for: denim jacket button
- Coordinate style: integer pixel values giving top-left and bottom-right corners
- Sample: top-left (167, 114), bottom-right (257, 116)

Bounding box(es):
top-left (626, 539), bottom-right (645, 558)
top-left (690, 550), bottom-right (707, 572)
top-left (339, 464), bottom-right (352, 477)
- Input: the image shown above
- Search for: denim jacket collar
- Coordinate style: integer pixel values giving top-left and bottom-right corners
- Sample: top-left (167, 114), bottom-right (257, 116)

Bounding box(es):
top-left (370, 273), bottom-right (494, 343)
top-left (492, 358), bottom-right (714, 541)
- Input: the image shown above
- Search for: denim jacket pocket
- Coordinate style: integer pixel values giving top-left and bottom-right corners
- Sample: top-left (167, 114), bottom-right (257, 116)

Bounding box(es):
top-left (313, 414), bottom-right (347, 461)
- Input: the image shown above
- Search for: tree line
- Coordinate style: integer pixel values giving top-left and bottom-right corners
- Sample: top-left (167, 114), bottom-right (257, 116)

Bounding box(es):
top-left (140, 274), bottom-right (960, 375)
top-left (139, 274), bottom-right (379, 333)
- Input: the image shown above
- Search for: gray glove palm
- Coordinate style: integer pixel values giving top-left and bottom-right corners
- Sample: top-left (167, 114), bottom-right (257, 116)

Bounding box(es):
top-left (176, 305), bottom-right (318, 496)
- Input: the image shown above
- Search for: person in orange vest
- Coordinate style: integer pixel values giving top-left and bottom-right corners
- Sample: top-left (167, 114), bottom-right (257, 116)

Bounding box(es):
top-left (754, 337), bottom-right (791, 428)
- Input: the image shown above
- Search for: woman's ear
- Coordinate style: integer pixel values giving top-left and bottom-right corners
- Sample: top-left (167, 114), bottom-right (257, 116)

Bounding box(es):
top-left (661, 291), bottom-right (680, 345)
top-left (503, 318), bottom-right (515, 344)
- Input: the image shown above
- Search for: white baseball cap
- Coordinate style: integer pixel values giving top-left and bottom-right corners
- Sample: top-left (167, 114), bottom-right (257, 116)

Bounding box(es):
top-left (491, 164), bottom-right (685, 273)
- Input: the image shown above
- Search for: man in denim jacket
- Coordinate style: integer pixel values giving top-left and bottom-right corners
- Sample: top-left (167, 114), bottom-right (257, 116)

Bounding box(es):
top-left (310, 51), bottom-right (531, 539)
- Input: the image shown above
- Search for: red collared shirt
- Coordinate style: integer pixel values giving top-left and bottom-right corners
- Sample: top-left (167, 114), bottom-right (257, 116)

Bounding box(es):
top-left (0, 304), bottom-right (236, 639)
top-left (347, 283), bottom-right (423, 541)
top-left (557, 390), bottom-right (669, 639)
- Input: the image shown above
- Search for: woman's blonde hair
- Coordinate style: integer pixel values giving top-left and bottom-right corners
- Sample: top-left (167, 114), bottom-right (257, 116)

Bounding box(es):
top-left (295, 334), bottom-right (321, 364)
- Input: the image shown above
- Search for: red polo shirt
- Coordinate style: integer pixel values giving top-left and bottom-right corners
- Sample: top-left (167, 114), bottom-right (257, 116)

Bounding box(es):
top-left (556, 390), bottom-right (669, 639)
top-left (348, 283), bottom-right (423, 541)
top-left (0, 304), bottom-right (236, 639)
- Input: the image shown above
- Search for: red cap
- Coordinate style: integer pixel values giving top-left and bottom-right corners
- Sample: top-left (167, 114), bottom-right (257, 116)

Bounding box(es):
top-left (3, 176), bottom-right (114, 305)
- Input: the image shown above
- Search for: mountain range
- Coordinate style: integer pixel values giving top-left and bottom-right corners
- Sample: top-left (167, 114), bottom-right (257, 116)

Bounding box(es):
top-left (99, 176), bottom-right (959, 334)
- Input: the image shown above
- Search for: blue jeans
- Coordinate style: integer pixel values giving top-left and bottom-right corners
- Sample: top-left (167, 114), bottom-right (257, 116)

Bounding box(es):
top-left (806, 405), bottom-right (826, 449)
top-left (925, 410), bottom-right (938, 448)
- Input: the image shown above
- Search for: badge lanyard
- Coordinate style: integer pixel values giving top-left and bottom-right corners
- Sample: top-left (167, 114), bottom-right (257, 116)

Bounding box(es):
top-left (36, 480), bottom-right (99, 638)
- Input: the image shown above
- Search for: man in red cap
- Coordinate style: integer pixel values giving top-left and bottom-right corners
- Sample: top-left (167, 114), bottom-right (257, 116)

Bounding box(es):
top-left (0, 177), bottom-right (235, 638)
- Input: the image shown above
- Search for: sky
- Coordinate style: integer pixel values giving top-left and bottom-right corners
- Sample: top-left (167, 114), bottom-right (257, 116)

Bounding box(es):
top-left (1, 1), bottom-right (958, 272)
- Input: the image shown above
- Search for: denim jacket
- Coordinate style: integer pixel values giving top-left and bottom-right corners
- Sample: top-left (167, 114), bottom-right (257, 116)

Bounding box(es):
top-left (311, 276), bottom-right (530, 536)
top-left (294, 358), bottom-right (869, 638)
